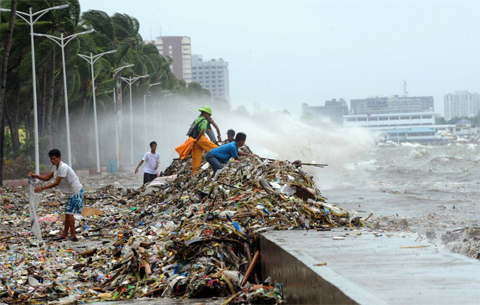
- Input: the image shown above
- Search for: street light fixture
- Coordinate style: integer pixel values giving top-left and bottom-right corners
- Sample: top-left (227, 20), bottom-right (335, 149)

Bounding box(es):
top-left (34, 29), bottom-right (95, 167)
top-left (121, 74), bottom-right (149, 165)
top-left (113, 64), bottom-right (135, 77)
top-left (112, 64), bottom-right (134, 170)
top-left (78, 49), bottom-right (117, 173)
top-left (144, 82), bottom-right (161, 147)
top-left (0, 4), bottom-right (69, 174)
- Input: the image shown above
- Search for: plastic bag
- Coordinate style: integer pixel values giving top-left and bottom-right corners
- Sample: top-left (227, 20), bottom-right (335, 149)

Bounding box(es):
top-left (28, 177), bottom-right (43, 241)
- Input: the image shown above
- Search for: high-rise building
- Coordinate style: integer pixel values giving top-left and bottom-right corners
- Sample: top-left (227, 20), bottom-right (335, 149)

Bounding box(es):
top-left (444, 90), bottom-right (480, 120)
top-left (145, 36), bottom-right (192, 82)
top-left (302, 99), bottom-right (348, 124)
top-left (350, 95), bottom-right (434, 115)
top-left (191, 55), bottom-right (230, 102)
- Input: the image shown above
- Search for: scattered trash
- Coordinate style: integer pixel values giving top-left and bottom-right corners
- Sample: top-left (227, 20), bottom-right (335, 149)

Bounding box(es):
top-left (0, 154), bottom-right (365, 304)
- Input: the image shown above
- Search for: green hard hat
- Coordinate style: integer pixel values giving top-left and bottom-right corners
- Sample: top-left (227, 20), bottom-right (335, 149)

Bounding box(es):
top-left (199, 106), bottom-right (213, 115)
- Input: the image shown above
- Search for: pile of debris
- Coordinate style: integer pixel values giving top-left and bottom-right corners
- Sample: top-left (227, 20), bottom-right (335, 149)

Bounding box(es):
top-left (0, 154), bottom-right (365, 304)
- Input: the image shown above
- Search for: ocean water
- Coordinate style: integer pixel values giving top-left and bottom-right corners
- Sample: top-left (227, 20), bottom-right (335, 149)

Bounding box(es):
top-left (318, 142), bottom-right (479, 216)
top-left (317, 141), bottom-right (480, 259)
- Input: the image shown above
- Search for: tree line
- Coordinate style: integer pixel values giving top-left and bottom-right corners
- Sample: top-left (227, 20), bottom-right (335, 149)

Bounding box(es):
top-left (0, 0), bottom-right (212, 184)
top-left (435, 113), bottom-right (480, 126)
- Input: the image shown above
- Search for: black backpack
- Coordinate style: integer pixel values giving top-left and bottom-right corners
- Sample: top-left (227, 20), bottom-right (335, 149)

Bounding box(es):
top-left (186, 117), bottom-right (207, 138)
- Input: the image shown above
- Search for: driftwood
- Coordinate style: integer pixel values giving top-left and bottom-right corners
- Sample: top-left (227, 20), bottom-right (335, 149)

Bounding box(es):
top-left (78, 249), bottom-right (97, 257)
top-left (260, 157), bottom-right (328, 168)
top-left (241, 250), bottom-right (259, 286)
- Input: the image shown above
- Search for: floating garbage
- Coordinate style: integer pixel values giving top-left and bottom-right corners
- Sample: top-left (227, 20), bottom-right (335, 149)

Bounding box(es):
top-left (0, 153), bottom-right (366, 304)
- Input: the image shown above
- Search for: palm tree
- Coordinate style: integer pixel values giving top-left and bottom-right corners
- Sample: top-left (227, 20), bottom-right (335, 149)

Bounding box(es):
top-left (1, 1), bottom-right (206, 174)
top-left (0, 0), bottom-right (17, 185)
top-left (81, 10), bottom-right (179, 169)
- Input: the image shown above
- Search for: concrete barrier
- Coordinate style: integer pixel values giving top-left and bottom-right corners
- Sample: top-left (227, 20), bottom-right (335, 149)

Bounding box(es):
top-left (260, 229), bottom-right (480, 305)
top-left (260, 232), bottom-right (357, 304)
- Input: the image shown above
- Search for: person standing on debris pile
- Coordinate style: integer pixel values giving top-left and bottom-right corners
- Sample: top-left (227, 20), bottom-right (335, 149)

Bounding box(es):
top-left (28, 149), bottom-right (83, 242)
top-left (135, 141), bottom-right (160, 184)
top-left (189, 106), bottom-right (219, 175)
top-left (206, 132), bottom-right (256, 174)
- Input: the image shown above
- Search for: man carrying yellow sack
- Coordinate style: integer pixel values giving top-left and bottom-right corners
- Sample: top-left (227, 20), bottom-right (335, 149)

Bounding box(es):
top-left (189, 106), bottom-right (219, 175)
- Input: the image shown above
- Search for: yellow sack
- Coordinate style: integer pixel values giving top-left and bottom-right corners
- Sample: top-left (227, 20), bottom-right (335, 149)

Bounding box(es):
top-left (175, 137), bottom-right (195, 160)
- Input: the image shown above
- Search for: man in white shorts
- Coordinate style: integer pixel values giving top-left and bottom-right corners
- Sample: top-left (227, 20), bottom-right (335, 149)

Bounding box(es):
top-left (29, 149), bottom-right (84, 242)
top-left (135, 141), bottom-right (160, 184)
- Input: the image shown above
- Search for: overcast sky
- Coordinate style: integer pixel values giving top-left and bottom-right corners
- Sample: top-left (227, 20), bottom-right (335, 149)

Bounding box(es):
top-left (81, 0), bottom-right (480, 116)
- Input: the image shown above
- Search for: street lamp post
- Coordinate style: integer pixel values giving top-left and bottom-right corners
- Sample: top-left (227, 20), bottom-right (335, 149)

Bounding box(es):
top-left (121, 74), bottom-right (149, 165)
top-left (0, 4), bottom-right (69, 174)
top-left (112, 88), bottom-right (120, 164)
top-left (144, 82), bottom-right (161, 147)
top-left (113, 64), bottom-right (134, 170)
top-left (78, 49), bottom-right (117, 173)
top-left (34, 29), bottom-right (94, 167)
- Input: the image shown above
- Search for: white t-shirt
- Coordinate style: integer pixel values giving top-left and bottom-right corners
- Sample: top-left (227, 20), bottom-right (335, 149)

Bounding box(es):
top-left (142, 151), bottom-right (160, 174)
top-left (52, 161), bottom-right (83, 196)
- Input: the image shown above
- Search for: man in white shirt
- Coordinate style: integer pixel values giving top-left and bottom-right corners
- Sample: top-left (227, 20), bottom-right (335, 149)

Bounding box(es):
top-left (28, 149), bottom-right (84, 242)
top-left (135, 141), bottom-right (160, 185)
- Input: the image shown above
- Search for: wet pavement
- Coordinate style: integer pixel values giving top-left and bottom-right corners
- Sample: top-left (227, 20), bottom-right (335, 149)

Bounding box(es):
top-left (260, 229), bottom-right (480, 305)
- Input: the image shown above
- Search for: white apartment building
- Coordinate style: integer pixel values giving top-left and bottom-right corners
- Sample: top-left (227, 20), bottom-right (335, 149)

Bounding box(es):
top-left (191, 55), bottom-right (230, 101)
top-left (444, 90), bottom-right (480, 120)
top-left (343, 112), bottom-right (435, 128)
top-left (145, 36), bottom-right (192, 83)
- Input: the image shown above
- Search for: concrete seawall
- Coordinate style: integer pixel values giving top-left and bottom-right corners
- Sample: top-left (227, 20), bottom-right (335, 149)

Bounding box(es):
top-left (260, 229), bottom-right (480, 305)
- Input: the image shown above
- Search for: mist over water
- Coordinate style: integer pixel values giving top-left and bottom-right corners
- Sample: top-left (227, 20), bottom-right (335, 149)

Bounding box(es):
top-left (94, 97), bottom-right (377, 179)
top-left (93, 96), bottom-right (478, 221)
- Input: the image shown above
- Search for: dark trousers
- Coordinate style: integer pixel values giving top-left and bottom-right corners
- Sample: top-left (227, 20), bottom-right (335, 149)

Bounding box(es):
top-left (206, 153), bottom-right (224, 173)
top-left (143, 173), bottom-right (157, 184)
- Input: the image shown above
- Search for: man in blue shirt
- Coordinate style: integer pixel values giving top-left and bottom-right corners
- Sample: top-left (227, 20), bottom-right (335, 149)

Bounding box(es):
top-left (206, 132), bottom-right (255, 174)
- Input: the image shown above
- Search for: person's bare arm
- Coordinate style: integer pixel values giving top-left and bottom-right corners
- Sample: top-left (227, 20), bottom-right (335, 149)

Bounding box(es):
top-left (238, 151), bottom-right (258, 161)
top-left (28, 172), bottom-right (53, 181)
top-left (34, 176), bottom-right (61, 193)
top-left (210, 119), bottom-right (222, 141)
top-left (135, 160), bottom-right (144, 174)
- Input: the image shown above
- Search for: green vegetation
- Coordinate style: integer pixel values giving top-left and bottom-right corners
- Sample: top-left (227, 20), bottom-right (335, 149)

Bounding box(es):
top-left (436, 112), bottom-right (480, 126)
top-left (0, 0), bottom-right (212, 182)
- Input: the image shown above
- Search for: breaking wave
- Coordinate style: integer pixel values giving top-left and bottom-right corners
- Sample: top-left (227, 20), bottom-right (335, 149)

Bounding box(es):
top-left (428, 155), bottom-right (461, 165)
top-left (409, 148), bottom-right (429, 159)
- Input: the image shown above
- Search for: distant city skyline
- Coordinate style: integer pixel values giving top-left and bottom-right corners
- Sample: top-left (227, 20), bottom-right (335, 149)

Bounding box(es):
top-left (80, 0), bottom-right (480, 117)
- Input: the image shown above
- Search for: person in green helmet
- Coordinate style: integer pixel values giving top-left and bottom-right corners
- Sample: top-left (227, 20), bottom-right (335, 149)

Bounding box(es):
top-left (188, 106), bottom-right (219, 175)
